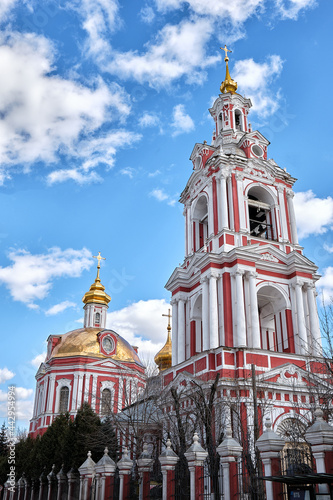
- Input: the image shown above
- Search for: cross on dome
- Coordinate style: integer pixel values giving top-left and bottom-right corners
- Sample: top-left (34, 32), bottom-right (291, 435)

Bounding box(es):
top-left (93, 251), bottom-right (106, 280)
top-left (220, 44), bottom-right (237, 94)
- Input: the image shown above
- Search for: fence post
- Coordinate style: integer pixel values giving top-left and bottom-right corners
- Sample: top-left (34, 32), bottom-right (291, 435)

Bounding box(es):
top-left (95, 447), bottom-right (116, 500)
top-left (117, 447), bottom-right (133, 500)
top-left (67, 468), bottom-right (80, 500)
top-left (39, 469), bottom-right (48, 500)
top-left (256, 418), bottom-right (285, 500)
top-left (47, 466), bottom-right (57, 500)
top-left (137, 443), bottom-right (153, 500)
top-left (56, 466), bottom-right (67, 500)
top-left (78, 451), bottom-right (96, 500)
top-left (217, 425), bottom-right (243, 500)
top-left (184, 433), bottom-right (208, 500)
top-left (23, 475), bottom-right (30, 500)
top-left (3, 478), bottom-right (11, 500)
top-left (305, 408), bottom-right (333, 496)
top-left (159, 439), bottom-right (179, 500)
top-left (17, 475), bottom-right (25, 500)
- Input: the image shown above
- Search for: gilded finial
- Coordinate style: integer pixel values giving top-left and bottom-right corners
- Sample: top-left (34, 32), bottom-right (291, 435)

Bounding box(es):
top-left (220, 45), bottom-right (237, 94)
top-left (154, 309), bottom-right (172, 371)
top-left (93, 251), bottom-right (106, 281)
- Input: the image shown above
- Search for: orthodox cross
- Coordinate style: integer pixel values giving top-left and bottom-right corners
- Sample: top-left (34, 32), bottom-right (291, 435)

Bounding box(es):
top-left (93, 251), bottom-right (106, 280)
top-left (220, 44), bottom-right (232, 60)
top-left (162, 309), bottom-right (172, 332)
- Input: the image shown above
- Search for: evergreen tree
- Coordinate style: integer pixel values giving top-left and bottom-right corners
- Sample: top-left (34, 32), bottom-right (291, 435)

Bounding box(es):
top-left (0, 423), bottom-right (8, 457)
top-left (70, 403), bottom-right (102, 467)
top-left (97, 416), bottom-right (119, 462)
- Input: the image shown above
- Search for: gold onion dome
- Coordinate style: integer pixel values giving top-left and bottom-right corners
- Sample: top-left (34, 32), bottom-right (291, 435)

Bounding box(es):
top-left (220, 44), bottom-right (237, 94)
top-left (154, 310), bottom-right (172, 371)
top-left (82, 252), bottom-right (111, 306)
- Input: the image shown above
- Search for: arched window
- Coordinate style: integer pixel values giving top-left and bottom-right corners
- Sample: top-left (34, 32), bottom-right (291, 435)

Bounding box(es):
top-left (101, 388), bottom-right (112, 415)
top-left (247, 186), bottom-right (276, 240)
top-left (257, 285), bottom-right (291, 352)
top-left (95, 312), bottom-right (100, 326)
top-left (59, 386), bottom-right (69, 413)
top-left (192, 195), bottom-right (209, 251)
top-left (235, 110), bottom-right (243, 131)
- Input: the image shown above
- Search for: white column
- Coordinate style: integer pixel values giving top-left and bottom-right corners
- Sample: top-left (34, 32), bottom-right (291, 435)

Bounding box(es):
top-left (178, 296), bottom-right (186, 363)
top-left (261, 458), bottom-right (273, 500)
top-left (91, 375), bottom-right (98, 411)
top-left (277, 186), bottom-right (288, 241)
top-left (227, 176), bottom-right (234, 230)
top-left (201, 277), bottom-right (210, 351)
top-left (286, 190), bottom-right (298, 244)
top-left (209, 274), bottom-right (219, 349)
top-left (84, 373), bottom-right (91, 402)
top-left (248, 272), bottom-right (260, 348)
top-left (306, 283), bottom-right (322, 355)
top-left (217, 274), bottom-right (224, 346)
top-left (234, 270), bottom-right (246, 347)
top-left (236, 173), bottom-right (246, 232)
top-left (186, 205), bottom-right (192, 255)
top-left (171, 299), bottom-right (178, 366)
top-left (207, 182), bottom-right (214, 237)
top-left (72, 374), bottom-right (78, 411)
top-left (220, 174), bottom-right (229, 229)
top-left (47, 375), bottom-right (56, 412)
top-left (76, 374), bottom-right (84, 410)
top-left (295, 280), bottom-right (307, 355)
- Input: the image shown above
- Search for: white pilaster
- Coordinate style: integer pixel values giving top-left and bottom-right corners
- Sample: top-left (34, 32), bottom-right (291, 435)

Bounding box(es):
top-left (248, 272), bottom-right (260, 348)
top-left (84, 374), bottom-right (91, 403)
top-left (306, 283), bottom-right (322, 355)
top-left (209, 274), bottom-right (219, 349)
top-left (236, 173), bottom-right (246, 232)
top-left (178, 296), bottom-right (186, 363)
top-left (91, 375), bottom-right (98, 411)
top-left (234, 270), bottom-right (246, 347)
top-left (217, 274), bottom-right (224, 346)
top-left (76, 374), bottom-right (84, 410)
top-left (294, 280), bottom-right (307, 355)
top-left (201, 277), bottom-right (210, 351)
top-left (277, 185), bottom-right (288, 241)
top-left (47, 375), bottom-right (56, 412)
top-left (171, 299), bottom-right (178, 366)
top-left (286, 190), bottom-right (298, 245)
top-left (207, 183), bottom-right (214, 236)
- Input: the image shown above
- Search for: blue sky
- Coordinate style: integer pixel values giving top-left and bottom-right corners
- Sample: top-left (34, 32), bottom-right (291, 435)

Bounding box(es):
top-left (0, 0), bottom-right (333, 430)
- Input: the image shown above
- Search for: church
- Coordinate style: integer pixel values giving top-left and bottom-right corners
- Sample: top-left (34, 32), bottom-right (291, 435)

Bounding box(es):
top-left (30, 47), bottom-right (325, 444)
top-left (29, 254), bottom-right (146, 438)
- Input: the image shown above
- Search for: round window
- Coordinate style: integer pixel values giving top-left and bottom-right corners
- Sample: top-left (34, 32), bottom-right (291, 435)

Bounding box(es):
top-left (102, 335), bottom-right (115, 354)
top-left (252, 144), bottom-right (263, 157)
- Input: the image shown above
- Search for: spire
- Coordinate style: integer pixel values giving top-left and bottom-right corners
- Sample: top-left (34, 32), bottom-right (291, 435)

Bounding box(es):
top-left (82, 252), bottom-right (111, 307)
top-left (154, 309), bottom-right (172, 371)
top-left (220, 45), bottom-right (238, 94)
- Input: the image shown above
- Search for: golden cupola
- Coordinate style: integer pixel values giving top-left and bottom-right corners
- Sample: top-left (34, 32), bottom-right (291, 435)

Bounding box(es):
top-left (154, 310), bottom-right (172, 371)
top-left (82, 252), bottom-right (111, 328)
top-left (220, 44), bottom-right (238, 94)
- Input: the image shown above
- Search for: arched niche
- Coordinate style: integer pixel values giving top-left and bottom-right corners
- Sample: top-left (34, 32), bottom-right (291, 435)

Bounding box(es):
top-left (246, 184), bottom-right (278, 240)
top-left (190, 293), bottom-right (203, 353)
top-left (192, 194), bottom-right (209, 251)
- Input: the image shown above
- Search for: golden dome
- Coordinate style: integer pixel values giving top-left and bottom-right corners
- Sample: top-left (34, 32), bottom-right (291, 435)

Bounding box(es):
top-left (220, 45), bottom-right (238, 94)
top-left (51, 327), bottom-right (144, 366)
top-left (82, 252), bottom-right (111, 307)
top-left (154, 311), bottom-right (172, 371)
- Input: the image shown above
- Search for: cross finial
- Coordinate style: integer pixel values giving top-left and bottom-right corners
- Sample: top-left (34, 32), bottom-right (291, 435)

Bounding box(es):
top-left (93, 251), bottom-right (106, 280)
top-left (162, 309), bottom-right (172, 333)
top-left (220, 44), bottom-right (232, 61)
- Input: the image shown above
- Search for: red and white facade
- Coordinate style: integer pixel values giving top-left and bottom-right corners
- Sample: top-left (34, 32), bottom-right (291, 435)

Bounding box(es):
top-left (29, 274), bottom-right (146, 438)
top-left (164, 83), bottom-right (324, 432)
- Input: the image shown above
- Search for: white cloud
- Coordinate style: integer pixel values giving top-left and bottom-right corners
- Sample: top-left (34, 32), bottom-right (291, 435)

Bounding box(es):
top-left (171, 104), bottom-right (194, 136)
top-left (233, 55), bottom-right (284, 117)
top-left (0, 368), bottom-right (15, 384)
top-left (324, 244), bottom-right (333, 254)
top-left (0, 387), bottom-right (34, 421)
top-left (107, 18), bottom-right (219, 88)
top-left (150, 188), bottom-right (177, 206)
top-left (155, 0), bottom-right (264, 23)
top-left (148, 169), bottom-right (161, 177)
top-left (45, 301), bottom-right (76, 316)
top-left (120, 167), bottom-right (135, 179)
top-left (139, 112), bottom-right (160, 128)
top-left (0, 247), bottom-right (93, 308)
top-left (0, 32), bottom-right (134, 183)
top-left (68, 0), bottom-right (120, 57)
top-left (317, 267), bottom-right (333, 304)
top-left (294, 191), bottom-right (333, 239)
top-left (0, 0), bottom-right (17, 22)
top-left (140, 6), bottom-right (156, 23)
top-left (106, 298), bottom-right (170, 360)
top-left (31, 353), bottom-right (46, 368)
top-left (47, 130), bottom-right (141, 185)
top-left (275, 0), bottom-right (316, 19)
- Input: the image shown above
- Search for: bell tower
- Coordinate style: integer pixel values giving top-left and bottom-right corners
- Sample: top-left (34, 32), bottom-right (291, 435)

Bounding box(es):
top-left (166, 48), bottom-right (321, 374)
